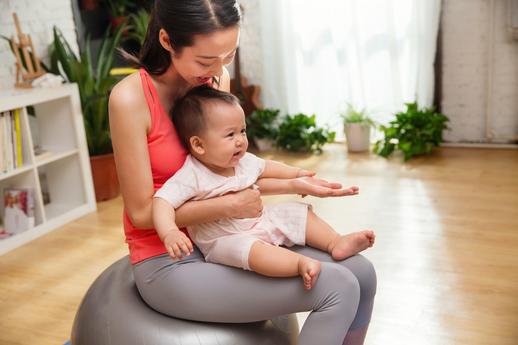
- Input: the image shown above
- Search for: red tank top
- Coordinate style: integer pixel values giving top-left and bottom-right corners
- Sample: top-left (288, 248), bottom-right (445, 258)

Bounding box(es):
top-left (124, 69), bottom-right (189, 264)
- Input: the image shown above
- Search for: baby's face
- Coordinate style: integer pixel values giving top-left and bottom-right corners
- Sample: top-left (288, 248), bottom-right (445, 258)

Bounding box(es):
top-left (197, 101), bottom-right (248, 170)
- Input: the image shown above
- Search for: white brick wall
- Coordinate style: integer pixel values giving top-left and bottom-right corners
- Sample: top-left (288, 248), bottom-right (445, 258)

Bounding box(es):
top-left (0, 0), bottom-right (78, 91)
top-left (441, 0), bottom-right (518, 143)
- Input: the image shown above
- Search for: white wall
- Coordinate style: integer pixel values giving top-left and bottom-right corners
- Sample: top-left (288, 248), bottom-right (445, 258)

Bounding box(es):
top-left (0, 0), bottom-right (79, 91)
top-left (441, 0), bottom-right (518, 143)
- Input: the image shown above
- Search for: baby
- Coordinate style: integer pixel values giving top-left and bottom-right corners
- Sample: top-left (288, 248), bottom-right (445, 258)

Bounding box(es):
top-left (153, 85), bottom-right (375, 290)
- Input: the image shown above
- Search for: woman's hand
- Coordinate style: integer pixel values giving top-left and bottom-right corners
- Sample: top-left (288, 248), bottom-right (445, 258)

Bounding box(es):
top-left (163, 229), bottom-right (194, 260)
top-left (226, 188), bottom-right (263, 218)
top-left (292, 176), bottom-right (359, 198)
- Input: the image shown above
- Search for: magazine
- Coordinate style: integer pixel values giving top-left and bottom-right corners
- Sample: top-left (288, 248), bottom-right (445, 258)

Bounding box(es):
top-left (3, 188), bottom-right (35, 235)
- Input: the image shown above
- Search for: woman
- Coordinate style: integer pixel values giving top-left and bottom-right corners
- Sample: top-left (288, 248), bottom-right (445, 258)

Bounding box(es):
top-left (109, 1), bottom-right (376, 344)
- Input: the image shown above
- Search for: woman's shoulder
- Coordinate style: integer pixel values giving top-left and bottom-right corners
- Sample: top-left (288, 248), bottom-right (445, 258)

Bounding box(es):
top-left (109, 71), bottom-right (151, 129)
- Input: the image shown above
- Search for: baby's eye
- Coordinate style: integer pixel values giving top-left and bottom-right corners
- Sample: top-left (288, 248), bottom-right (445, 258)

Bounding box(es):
top-left (227, 132), bottom-right (234, 138)
top-left (240, 129), bottom-right (247, 134)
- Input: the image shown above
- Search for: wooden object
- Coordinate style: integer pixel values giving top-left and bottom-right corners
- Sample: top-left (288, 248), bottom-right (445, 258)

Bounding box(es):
top-left (9, 12), bottom-right (45, 88)
top-left (0, 84), bottom-right (96, 255)
top-left (230, 47), bottom-right (262, 117)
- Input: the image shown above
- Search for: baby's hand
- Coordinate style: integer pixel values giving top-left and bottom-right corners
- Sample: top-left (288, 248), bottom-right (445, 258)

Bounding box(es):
top-left (163, 229), bottom-right (194, 260)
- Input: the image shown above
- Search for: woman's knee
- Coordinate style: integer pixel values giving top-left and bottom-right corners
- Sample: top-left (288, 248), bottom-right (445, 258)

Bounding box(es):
top-left (316, 263), bottom-right (361, 310)
top-left (346, 255), bottom-right (377, 300)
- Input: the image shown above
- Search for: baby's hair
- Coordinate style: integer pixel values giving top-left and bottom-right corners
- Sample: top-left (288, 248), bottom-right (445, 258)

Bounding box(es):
top-left (171, 85), bottom-right (240, 150)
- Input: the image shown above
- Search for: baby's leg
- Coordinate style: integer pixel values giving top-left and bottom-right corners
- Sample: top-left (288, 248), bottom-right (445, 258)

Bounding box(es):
top-left (305, 209), bottom-right (375, 261)
top-left (249, 241), bottom-right (321, 290)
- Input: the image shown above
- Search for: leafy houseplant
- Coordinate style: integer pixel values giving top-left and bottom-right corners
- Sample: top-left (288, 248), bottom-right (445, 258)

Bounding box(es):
top-left (276, 113), bottom-right (335, 154)
top-left (49, 25), bottom-right (124, 155)
top-left (341, 104), bottom-right (375, 153)
top-left (373, 102), bottom-right (449, 161)
top-left (246, 108), bottom-right (280, 151)
top-left (126, 8), bottom-right (150, 46)
top-left (49, 25), bottom-right (125, 201)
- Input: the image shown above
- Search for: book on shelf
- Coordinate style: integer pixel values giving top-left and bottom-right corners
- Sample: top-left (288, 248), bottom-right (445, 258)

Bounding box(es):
top-left (0, 109), bottom-right (24, 174)
top-left (2, 187), bottom-right (35, 236)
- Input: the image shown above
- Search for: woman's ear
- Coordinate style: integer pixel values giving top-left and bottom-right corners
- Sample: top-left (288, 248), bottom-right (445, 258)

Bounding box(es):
top-left (159, 29), bottom-right (175, 55)
top-left (190, 136), bottom-right (205, 155)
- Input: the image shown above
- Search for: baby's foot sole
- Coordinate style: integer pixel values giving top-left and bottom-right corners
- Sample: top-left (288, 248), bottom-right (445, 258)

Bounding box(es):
top-left (330, 230), bottom-right (375, 260)
top-left (299, 257), bottom-right (321, 290)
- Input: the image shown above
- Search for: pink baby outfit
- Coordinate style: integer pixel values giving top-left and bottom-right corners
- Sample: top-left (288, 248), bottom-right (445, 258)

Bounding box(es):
top-left (154, 152), bottom-right (309, 270)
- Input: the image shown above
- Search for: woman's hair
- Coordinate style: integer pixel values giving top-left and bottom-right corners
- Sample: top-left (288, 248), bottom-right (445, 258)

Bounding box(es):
top-left (171, 85), bottom-right (240, 150)
top-left (127, 0), bottom-right (241, 75)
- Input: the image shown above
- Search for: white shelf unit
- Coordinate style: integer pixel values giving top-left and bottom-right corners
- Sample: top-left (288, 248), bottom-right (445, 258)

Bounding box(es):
top-left (0, 84), bottom-right (96, 255)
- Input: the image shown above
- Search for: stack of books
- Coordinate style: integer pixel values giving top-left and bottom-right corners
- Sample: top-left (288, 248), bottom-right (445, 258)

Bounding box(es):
top-left (0, 109), bottom-right (23, 173)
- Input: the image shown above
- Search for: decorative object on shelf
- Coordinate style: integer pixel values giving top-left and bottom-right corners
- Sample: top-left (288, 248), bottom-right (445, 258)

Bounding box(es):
top-left (31, 73), bottom-right (64, 88)
top-left (49, 25), bottom-right (125, 201)
top-left (341, 104), bottom-right (376, 153)
top-left (6, 13), bottom-right (45, 88)
top-left (2, 187), bottom-right (35, 235)
top-left (276, 113), bottom-right (336, 154)
top-left (246, 108), bottom-right (280, 151)
top-left (373, 102), bottom-right (449, 161)
top-left (230, 47), bottom-right (262, 117)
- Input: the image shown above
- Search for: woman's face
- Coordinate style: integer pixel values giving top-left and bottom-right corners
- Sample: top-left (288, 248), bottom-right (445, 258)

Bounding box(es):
top-left (171, 26), bottom-right (240, 86)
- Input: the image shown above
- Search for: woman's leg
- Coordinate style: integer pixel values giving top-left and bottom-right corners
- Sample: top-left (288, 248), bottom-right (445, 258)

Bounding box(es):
top-left (133, 249), bottom-right (361, 345)
top-left (289, 246), bottom-right (377, 345)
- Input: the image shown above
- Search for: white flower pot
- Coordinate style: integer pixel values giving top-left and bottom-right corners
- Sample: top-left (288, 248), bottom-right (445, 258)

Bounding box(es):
top-left (345, 123), bottom-right (371, 152)
top-left (254, 138), bottom-right (274, 151)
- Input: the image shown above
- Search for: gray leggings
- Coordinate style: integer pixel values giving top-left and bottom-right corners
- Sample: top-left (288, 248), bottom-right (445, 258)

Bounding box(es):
top-left (133, 245), bottom-right (376, 345)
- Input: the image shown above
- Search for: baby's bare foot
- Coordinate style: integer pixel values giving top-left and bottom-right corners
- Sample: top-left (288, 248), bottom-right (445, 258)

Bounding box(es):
top-left (298, 256), bottom-right (321, 290)
top-left (329, 230), bottom-right (375, 260)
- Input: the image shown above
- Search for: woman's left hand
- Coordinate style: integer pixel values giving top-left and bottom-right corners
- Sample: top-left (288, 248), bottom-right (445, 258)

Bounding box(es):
top-left (292, 176), bottom-right (359, 198)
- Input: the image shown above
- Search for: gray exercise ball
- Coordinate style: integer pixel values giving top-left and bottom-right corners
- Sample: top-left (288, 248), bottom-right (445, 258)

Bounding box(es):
top-left (71, 256), bottom-right (299, 345)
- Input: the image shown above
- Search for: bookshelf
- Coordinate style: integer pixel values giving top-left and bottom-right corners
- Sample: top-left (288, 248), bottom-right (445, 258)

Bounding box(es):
top-left (0, 84), bottom-right (96, 255)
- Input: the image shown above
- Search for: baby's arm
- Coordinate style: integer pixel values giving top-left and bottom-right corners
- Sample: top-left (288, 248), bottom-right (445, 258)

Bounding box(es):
top-left (260, 160), bottom-right (314, 179)
top-left (152, 198), bottom-right (193, 259)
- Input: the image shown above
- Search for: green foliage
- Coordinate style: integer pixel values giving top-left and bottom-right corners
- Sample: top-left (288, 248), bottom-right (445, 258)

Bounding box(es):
top-left (340, 104), bottom-right (375, 127)
top-left (246, 108), bottom-right (279, 141)
top-left (49, 24), bottom-right (125, 156)
top-left (276, 113), bottom-right (335, 154)
top-left (373, 102), bottom-right (449, 161)
top-left (126, 9), bottom-right (150, 46)
top-left (104, 0), bottom-right (136, 17)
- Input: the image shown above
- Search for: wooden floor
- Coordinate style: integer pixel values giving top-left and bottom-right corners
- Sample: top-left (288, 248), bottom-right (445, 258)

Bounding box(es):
top-left (1, 144), bottom-right (517, 345)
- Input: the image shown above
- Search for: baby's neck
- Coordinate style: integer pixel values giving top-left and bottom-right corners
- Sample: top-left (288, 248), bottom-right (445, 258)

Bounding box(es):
top-left (192, 154), bottom-right (235, 177)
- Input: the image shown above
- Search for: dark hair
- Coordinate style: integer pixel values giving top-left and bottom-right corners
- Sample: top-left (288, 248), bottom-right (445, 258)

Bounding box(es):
top-left (126, 0), bottom-right (241, 75)
top-left (171, 85), bottom-right (240, 150)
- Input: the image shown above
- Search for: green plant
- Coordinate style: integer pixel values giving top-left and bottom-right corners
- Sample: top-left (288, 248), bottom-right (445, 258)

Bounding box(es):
top-left (340, 104), bottom-right (375, 127)
top-left (276, 113), bottom-right (335, 154)
top-left (49, 24), bottom-right (125, 156)
top-left (373, 102), bottom-right (449, 161)
top-left (246, 108), bottom-right (280, 141)
top-left (126, 8), bottom-right (150, 46)
top-left (104, 0), bottom-right (136, 17)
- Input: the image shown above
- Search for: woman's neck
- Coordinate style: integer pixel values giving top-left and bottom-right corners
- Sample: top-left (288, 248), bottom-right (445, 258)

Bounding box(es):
top-left (151, 66), bottom-right (191, 111)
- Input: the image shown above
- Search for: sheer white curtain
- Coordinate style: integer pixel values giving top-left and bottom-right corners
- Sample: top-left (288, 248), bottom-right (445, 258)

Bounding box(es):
top-left (258, 0), bottom-right (441, 135)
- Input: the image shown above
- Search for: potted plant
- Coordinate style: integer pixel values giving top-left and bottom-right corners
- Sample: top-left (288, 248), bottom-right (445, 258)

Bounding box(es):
top-left (276, 113), bottom-right (335, 154)
top-left (341, 104), bottom-right (376, 153)
top-left (373, 102), bottom-right (449, 161)
top-left (246, 108), bottom-right (280, 151)
top-left (104, 0), bottom-right (136, 31)
top-left (49, 24), bottom-right (125, 201)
